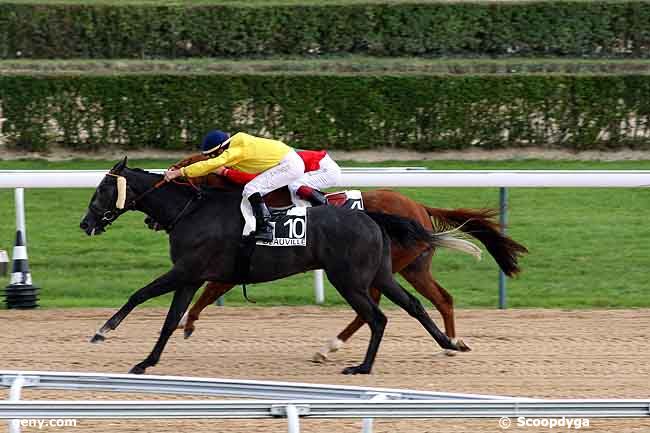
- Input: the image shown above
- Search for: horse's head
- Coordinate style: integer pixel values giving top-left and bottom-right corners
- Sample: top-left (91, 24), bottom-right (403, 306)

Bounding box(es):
top-left (80, 157), bottom-right (133, 236)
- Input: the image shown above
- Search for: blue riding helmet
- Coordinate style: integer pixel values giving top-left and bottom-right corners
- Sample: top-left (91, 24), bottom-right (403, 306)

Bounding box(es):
top-left (200, 130), bottom-right (230, 154)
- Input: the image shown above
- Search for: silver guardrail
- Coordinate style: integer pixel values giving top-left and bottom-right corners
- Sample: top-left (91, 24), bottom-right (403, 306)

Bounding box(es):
top-left (0, 370), bottom-right (516, 401)
top-left (0, 399), bottom-right (649, 419)
top-left (2, 371), bottom-right (648, 433)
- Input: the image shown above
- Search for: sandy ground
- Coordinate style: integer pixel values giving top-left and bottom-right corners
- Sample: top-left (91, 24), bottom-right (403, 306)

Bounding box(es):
top-left (0, 307), bottom-right (649, 432)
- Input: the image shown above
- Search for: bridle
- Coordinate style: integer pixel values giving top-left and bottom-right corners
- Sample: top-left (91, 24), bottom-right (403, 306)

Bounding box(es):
top-left (93, 171), bottom-right (202, 231)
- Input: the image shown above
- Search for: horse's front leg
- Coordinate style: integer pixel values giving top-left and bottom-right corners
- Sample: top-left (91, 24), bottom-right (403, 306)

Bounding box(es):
top-left (129, 284), bottom-right (200, 374)
top-left (90, 269), bottom-right (183, 343)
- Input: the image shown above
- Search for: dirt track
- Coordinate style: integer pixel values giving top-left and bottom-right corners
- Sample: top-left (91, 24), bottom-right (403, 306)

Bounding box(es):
top-left (1, 307), bottom-right (649, 432)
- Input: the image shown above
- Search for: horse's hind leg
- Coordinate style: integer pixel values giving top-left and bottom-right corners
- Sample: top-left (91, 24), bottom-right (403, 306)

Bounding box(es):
top-left (179, 282), bottom-right (235, 339)
top-left (401, 265), bottom-right (464, 355)
top-left (400, 250), bottom-right (462, 349)
top-left (312, 252), bottom-right (445, 363)
top-left (374, 271), bottom-right (470, 354)
top-left (312, 286), bottom-right (382, 363)
top-left (326, 272), bottom-right (387, 375)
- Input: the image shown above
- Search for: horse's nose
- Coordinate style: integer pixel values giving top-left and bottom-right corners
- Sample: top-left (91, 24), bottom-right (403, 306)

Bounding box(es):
top-left (80, 221), bottom-right (89, 231)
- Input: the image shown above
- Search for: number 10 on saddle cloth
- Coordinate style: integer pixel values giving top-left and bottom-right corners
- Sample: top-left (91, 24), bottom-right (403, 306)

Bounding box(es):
top-left (256, 190), bottom-right (364, 247)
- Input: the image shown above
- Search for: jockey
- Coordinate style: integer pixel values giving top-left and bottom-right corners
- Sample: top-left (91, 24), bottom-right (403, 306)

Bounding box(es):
top-left (220, 150), bottom-right (341, 206)
top-left (164, 130), bottom-right (304, 242)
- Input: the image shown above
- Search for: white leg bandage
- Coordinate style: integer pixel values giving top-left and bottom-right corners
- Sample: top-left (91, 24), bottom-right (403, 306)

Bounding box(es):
top-left (178, 311), bottom-right (189, 329)
top-left (312, 337), bottom-right (345, 363)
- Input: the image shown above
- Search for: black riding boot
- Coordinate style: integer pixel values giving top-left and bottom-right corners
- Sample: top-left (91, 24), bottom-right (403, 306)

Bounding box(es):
top-left (307, 189), bottom-right (328, 206)
top-left (248, 193), bottom-right (274, 242)
top-left (297, 186), bottom-right (328, 206)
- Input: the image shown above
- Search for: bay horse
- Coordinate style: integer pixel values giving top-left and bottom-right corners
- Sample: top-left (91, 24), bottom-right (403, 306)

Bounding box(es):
top-left (162, 154), bottom-right (528, 361)
top-left (80, 157), bottom-right (470, 375)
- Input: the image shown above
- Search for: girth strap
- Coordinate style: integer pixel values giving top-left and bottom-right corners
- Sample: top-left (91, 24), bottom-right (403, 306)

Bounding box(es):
top-left (235, 236), bottom-right (257, 303)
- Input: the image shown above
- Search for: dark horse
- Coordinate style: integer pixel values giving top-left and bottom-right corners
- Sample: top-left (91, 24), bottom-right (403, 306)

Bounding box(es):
top-left (80, 157), bottom-right (470, 375)
top-left (162, 154), bottom-right (528, 361)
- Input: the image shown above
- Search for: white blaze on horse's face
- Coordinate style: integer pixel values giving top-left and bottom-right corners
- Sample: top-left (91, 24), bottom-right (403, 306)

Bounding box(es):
top-left (107, 173), bottom-right (127, 209)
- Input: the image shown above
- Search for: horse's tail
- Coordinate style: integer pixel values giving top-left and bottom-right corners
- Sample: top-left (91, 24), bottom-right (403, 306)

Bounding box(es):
top-left (366, 211), bottom-right (478, 255)
top-left (423, 206), bottom-right (528, 277)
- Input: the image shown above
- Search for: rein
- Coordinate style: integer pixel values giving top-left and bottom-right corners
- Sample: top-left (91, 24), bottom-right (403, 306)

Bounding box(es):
top-left (165, 190), bottom-right (201, 231)
top-left (104, 172), bottom-right (202, 231)
top-left (129, 178), bottom-right (167, 208)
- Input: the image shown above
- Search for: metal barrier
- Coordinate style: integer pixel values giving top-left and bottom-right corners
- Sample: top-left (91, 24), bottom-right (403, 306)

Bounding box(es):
top-left (0, 370), bottom-right (517, 433)
top-left (0, 370), bottom-right (515, 401)
top-left (2, 399), bottom-right (650, 419)
top-left (1, 371), bottom-right (649, 433)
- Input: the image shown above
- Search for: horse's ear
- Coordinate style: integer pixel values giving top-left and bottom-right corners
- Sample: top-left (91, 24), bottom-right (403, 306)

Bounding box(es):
top-left (112, 156), bottom-right (128, 173)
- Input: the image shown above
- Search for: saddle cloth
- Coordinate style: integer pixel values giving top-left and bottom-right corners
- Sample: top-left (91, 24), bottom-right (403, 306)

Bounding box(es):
top-left (257, 207), bottom-right (307, 247)
top-left (324, 190), bottom-right (364, 210)
top-left (258, 190), bottom-right (364, 247)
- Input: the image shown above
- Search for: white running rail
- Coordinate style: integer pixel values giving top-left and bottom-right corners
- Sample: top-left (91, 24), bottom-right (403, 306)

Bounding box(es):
top-left (2, 169), bottom-right (650, 188)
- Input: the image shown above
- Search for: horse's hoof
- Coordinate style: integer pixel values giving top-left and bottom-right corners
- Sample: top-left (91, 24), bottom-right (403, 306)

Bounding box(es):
top-left (444, 349), bottom-right (458, 357)
top-left (89, 333), bottom-right (105, 344)
top-left (183, 328), bottom-right (194, 339)
top-left (342, 365), bottom-right (370, 375)
top-left (454, 338), bottom-right (472, 352)
top-left (129, 365), bottom-right (146, 375)
top-left (311, 351), bottom-right (328, 363)
top-left (312, 338), bottom-right (343, 363)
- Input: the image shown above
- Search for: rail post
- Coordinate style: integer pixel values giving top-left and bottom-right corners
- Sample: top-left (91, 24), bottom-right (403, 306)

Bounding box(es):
top-left (314, 270), bottom-right (324, 304)
top-left (271, 404), bottom-right (309, 433)
top-left (498, 187), bottom-right (508, 309)
top-left (361, 393), bottom-right (391, 433)
top-left (286, 404), bottom-right (300, 433)
top-left (8, 375), bottom-right (25, 433)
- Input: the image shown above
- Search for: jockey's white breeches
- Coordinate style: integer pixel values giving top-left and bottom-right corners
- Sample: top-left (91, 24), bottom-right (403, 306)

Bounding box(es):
top-left (288, 154), bottom-right (341, 196)
top-left (241, 150), bottom-right (305, 236)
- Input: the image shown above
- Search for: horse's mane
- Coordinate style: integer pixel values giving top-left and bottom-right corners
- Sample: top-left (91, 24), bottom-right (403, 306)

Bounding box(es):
top-left (130, 167), bottom-right (154, 174)
top-left (198, 182), bottom-right (243, 200)
top-left (194, 174), bottom-right (244, 197)
top-left (127, 167), bottom-right (242, 194)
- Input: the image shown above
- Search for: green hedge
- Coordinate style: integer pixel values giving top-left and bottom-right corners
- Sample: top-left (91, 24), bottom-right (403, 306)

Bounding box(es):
top-left (2, 2), bottom-right (650, 59)
top-left (3, 74), bottom-right (650, 152)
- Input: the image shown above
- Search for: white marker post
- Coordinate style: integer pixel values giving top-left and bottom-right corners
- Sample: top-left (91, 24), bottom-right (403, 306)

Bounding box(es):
top-left (5, 188), bottom-right (38, 308)
top-left (314, 269), bottom-right (324, 304)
